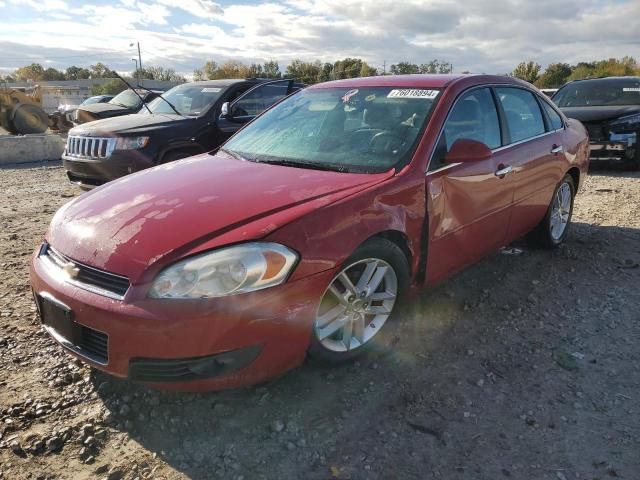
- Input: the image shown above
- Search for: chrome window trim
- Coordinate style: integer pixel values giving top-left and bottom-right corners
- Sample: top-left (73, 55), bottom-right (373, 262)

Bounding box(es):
top-left (426, 83), bottom-right (565, 174)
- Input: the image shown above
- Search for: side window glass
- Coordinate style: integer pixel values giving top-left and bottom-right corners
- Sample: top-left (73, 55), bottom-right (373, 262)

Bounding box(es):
top-left (233, 81), bottom-right (289, 117)
top-left (496, 88), bottom-right (545, 142)
top-left (429, 87), bottom-right (501, 171)
top-left (541, 100), bottom-right (563, 130)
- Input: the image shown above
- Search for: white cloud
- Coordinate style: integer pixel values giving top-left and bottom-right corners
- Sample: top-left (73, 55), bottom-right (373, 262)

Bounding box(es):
top-left (0, 0), bottom-right (638, 77)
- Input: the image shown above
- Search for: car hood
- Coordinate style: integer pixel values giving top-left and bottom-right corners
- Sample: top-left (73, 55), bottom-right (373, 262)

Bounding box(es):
top-left (69, 113), bottom-right (188, 136)
top-left (47, 152), bottom-right (393, 282)
top-left (559, 105), bottom-right (640, 123)
top-left (79, 102), bottom-right (130, 115)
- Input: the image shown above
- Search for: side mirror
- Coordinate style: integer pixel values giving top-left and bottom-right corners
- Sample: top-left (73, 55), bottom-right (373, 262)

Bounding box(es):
top-left (220, 101), bottom-right (230, 118)
top-left (445, 139), bottom-right (492, 164)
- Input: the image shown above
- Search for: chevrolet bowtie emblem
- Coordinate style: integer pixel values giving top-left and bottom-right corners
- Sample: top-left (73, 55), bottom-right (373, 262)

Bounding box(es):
top-left (62, 262), bottom-right (80, 279)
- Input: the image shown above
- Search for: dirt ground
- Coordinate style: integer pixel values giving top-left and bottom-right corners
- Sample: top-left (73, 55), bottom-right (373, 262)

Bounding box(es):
top-left (0, 162), bottom-right (639, 480)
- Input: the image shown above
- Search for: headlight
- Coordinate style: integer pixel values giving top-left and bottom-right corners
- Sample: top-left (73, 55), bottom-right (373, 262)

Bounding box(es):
top-left (116, 136), bottom-right (149, 150)
top-left (148, 242), bottom-right (298, 299)
top-left (610, 113), bottom-right (640, 131)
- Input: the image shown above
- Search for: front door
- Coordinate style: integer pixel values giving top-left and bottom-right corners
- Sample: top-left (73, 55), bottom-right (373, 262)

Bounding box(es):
top-left (426, 87), bottom-right (515, 283)
top-left (217, 79), bottom-right (295, 140)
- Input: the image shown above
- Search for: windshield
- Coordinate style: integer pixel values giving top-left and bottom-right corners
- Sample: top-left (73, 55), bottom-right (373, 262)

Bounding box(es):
top-left (554, 78), bottom-right (640, 107)
top-left (82, 96), bottom-right (103, 105)
top-left (109, 89), bottom-right (142, 109)
top-left (146, 83), bottom-right (227, 116)
top-left (222, 86), bottom-right (440, 173)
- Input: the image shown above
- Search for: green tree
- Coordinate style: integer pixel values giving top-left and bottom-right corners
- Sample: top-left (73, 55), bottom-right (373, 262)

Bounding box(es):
top-left (14, 63), bottom-right (45, 81)
top-left (89, 62), bottom-right (116, 78)
top-left (317, 62), bottom-right (333, 82)
top-left (135, 66), bottom-right (185, 82)
top-left (43, 67), bottom-right (65, 81)
top-left (419, 60), bottom-right (453, 74)
top-left (285, 59), bottom-right (322, 84)
top-left (65, 66), bottom-right (91, 80)
top-left (511, 61), bottom-right (541, 84)
top-left (262, 60), bottom-right (281, 79)
top-left (333, 58), bottom-right (372, 79)
top-left (91, 79), bottom-right (128, 96)
top-left (390, 62), bottom-right (419, 75)
top-left (248, 63), bottom-right (263, 78)
top-left (535, 62), bottom-right (572, 88)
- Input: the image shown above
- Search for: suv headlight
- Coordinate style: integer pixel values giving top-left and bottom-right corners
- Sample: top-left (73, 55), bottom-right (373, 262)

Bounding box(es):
top-left (148, 242), bottom-right (298, 299)
top-left (610, 113), bottom-right (640, 132)
top-left (116, 136), bottom-right (149, 150)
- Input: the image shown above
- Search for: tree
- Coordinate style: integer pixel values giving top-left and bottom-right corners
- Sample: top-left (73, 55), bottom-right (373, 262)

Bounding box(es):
top-left (90, 79), bottom-right (127, 96)
top-left (192, 68), bottom-right (204, 81)
top-left (43, 67), bottom-right (65, 81)
top-left (248, 63), bottom-right (263, 78)
top-left (135, 66), bottom-right (185, 82)
top-left (14, 63), bottom-right (45, 81)
top-left (333, 58), bottom-right (373, 79)
top-left (317, 63), bottom-right (333, 83)
top-left (390, 62), bottom-right (419, 75)
top-left (285, 59), bottom-right (322, 84)
top-left (195, 60), bottom-right (251, 80)
top-left (511, 61), bottom-right (541, 84)
top-left (262, 60), bottom-right (281, 79)
top-left (535, 62), bottom-right (572, 88)
top-left (65, 66), bottom-right (91, 80)
top-left (419, 60), bottom-right (452, 74)
top-left (89, 62), bottom-right (116, 79)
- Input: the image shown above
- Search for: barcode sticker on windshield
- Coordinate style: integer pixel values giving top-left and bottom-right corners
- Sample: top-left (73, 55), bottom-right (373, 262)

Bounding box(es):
top-left (387, 89), bottom-right (439, 99)
top-left (623, 87), bottom-right (640, 92)
top-left (202, 87), bottom-right (222, 93)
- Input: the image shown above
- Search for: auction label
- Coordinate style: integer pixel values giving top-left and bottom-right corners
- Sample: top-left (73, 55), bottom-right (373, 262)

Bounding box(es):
top-left (623, 87), bottom-right (640, 92)
top-left (202, 87), bottom-right (222, 93)
top-left (387, 89), bottom-right (439, 99)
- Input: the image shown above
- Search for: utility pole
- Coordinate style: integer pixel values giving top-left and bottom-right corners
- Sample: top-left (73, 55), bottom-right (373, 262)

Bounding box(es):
top-left (383, 60), bottom-right (386, 75)
top-left (131, 59), bottom-right (138, 86)
top-left (130, 42), bottom-right (143, 86)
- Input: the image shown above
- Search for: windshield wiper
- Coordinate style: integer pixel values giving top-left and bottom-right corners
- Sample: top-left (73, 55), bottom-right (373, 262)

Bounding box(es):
top-left (110, 70), bottom-right (152, 114)
top-left (253, 158), bottom-right (349, 172)
top-left (219, 148), bottom-right (247, 161)
top-left (135, 85), bottom-right (185, 117)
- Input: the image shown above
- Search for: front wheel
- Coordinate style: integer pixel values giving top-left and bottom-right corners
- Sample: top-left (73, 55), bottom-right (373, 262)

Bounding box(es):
top-left (308, 238), bottom-right (409, 363)
top-left (527, 174), bottom-right (575, 248)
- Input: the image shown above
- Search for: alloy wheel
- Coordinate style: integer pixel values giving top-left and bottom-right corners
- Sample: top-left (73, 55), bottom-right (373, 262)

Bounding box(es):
top-left (550, 182), bottom-right (572, 241)
top-left (314, 258), bottom-right (398, 352)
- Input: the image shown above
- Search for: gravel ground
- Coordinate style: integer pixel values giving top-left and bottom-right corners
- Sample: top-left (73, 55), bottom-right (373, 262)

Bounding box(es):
top-left (0, 163), bottom-right (639, 480)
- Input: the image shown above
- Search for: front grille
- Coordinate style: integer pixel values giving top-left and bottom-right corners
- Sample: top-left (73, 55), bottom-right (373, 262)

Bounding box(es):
top-left (583, 121), bottom-right (608, 142)
top-left (65, 135), bottom-right (115, 160)
top-left (40, 244), bottom-right (130, 300)
top-left (79, 326), bottom-right (108, 363)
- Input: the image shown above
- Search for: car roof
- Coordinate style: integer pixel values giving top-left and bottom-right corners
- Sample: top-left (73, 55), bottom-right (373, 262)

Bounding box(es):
top-left (184, 79), bottom-right (261, 88)
top-left (565, 76), bottom-right (640, 84)
top-left (307, 74), bottom-right (532, 90)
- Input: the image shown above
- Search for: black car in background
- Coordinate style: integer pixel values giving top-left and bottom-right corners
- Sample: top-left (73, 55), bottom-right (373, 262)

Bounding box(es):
top-left (63, 78), bottom-right (303, 188)
top-left (73, 88), bottom-right (162, 125)
top-left (554, 76), bottom-right (640, 169)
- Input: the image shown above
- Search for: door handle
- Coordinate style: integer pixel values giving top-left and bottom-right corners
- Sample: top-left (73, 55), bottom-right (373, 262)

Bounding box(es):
top-left (495, 165), bottom-right (513, 177)
top-left (551, 144), bottom-right (563, 154)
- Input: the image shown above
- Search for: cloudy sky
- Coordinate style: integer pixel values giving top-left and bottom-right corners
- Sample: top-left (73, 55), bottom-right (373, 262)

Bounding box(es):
top-left (0, 0), bottom-right (638, 78)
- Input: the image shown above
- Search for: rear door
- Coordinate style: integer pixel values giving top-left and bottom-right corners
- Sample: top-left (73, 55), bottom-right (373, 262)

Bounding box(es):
top-left (217, 79), bottom-right (295, 139)
top-left (494, 87), bottom-right (563, 240)
top-left (426, 87), bottom-right (515, 283)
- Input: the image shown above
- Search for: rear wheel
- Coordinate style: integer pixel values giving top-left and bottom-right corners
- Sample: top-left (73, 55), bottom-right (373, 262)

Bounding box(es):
top-left (527, 174), bottom-right (575, 248)
top-left (308, 238), bottom-right (409, 363)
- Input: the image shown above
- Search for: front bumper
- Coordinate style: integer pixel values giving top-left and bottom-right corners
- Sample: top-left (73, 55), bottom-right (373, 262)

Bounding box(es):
top-left (30, 248), bottom-right (335, 391)
top-left (62, 149), bottom-right (156, 187)
top-left (589, 132), bottom-right (637, 162)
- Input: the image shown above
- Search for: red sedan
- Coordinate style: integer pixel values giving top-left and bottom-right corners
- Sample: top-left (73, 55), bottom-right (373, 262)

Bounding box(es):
top-left (30, 75), bottom-right (589, 391)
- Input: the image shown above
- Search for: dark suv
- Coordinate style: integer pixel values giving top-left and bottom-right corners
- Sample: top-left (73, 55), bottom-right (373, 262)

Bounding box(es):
top-left (63, 78), bottom-right (303, 188)
top-left (554, 76), bottom-right (640, 169)
top-left (73, 88), bottom-right (162, 125)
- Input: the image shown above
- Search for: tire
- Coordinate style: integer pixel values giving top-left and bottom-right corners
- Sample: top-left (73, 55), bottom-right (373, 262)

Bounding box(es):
top-left (11, 104), bottom-right (49, 134)
top-left (527, 174), bottom-right (575, 248)
top-left (629, 146), bottom-right (640, 171)
top-left (160, 149), bottom-right (198, 164)
top-left (308, 237), bottom-right (410, 364)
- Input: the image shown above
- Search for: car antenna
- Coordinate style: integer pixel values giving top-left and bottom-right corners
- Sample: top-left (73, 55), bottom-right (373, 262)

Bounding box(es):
top-left (111, 70), bottom-right (152, 114)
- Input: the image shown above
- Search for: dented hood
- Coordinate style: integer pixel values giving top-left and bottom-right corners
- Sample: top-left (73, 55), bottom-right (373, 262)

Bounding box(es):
top-left (47, 152), bottom-right (392, 281)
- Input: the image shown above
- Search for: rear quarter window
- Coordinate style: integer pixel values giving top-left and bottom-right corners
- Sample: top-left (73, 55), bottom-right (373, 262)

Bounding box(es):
top-left (496, 87), bottom-right (546, 143)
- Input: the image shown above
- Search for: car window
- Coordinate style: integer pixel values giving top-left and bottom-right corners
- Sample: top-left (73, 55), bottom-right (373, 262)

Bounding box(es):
top-left (233, 81), bottom-right (290, 117)
top-left (223, 86), bottom-right (440, 173)
top-left (429, 87), bottom-right (501, 171)
top-left (146, 84), bottom-right (227, 116)
top-left (496, 87), bottom-right (545, 143)
top-left (553, 78), bottom-right (640, 107)
top-left (541, 100), bottom-right (563, 130)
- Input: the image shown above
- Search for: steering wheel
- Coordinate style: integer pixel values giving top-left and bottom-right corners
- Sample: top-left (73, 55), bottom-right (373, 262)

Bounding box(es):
top-left (369, 131), bottom-right (403, 154)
